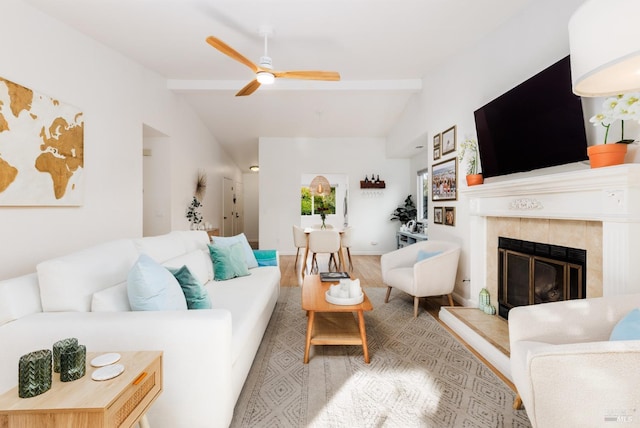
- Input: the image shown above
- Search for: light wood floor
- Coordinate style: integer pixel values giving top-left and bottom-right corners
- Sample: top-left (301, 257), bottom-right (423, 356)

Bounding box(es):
top-left (278, 253), bottom-right (516, 391)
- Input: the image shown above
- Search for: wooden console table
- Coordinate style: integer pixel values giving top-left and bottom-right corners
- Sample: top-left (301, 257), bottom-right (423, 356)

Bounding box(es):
top-left (0, 351), bottom-right (162, 428)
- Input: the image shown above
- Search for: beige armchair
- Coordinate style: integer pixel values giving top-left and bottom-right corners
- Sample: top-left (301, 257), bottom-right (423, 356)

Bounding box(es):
top-left (381, 240), bottom-right (460, 317)
top-left (509, 293), bottom-right (640, 428)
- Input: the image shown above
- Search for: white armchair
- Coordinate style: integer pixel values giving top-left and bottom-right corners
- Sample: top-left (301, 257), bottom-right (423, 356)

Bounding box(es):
top-left (509, 293), bottom-right (640, 428)
top-left (381, 240), bottom-right (460, 317)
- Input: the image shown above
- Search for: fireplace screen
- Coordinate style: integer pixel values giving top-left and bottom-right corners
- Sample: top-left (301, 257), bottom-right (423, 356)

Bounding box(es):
top-left (498, 237), bottom-right (586, 319)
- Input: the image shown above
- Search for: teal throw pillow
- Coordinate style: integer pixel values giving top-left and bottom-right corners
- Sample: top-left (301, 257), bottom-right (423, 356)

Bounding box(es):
top-left (167, 265), bottom-right (212, 309)
top-left (610, 308), bottom-right (640, 341)
top-left (210, 233), bottom-right (258, 268)
top-left (127, 254), bottom-right (188, 311)
top-left (253, 250), bottom-right (278, 267)
top-left (416, 250), bottom-right (442, 262)
top-left (208, 242), bottom-right (251, 281)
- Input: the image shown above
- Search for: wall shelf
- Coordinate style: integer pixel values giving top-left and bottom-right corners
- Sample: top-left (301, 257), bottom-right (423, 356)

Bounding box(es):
top-left (360, 181), bottom-right (385, 189)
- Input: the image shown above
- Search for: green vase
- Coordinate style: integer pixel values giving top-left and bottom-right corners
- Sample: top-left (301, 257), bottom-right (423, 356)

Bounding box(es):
top-left (60, 344), bottom-right (86, 382)
top-left (18, 349), bottom-right (52, 398)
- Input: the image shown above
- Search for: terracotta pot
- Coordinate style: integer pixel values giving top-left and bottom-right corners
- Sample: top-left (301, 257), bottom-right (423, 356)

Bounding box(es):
top-left (466, 174), bottom-right (484, 186)
top-left (587, 144), bottom-right (627, 168)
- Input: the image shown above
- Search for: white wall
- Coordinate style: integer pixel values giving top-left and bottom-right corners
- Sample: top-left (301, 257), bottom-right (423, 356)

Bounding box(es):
top-left (259, 137), bottom-right (411, 254)
top-left (391, 0), bottom-right (590, 302)
top-left (243, 172), bottom-right (259, 243)
top-left (0, 0), bottom-right (241, 279)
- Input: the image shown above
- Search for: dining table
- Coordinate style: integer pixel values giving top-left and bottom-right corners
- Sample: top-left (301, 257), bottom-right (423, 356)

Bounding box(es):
top-left (301, 228), bottom-right (346, 278)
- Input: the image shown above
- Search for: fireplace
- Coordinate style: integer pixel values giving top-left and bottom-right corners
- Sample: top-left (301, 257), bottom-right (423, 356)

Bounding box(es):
top-left (497, 237), bottom-right (586, 318)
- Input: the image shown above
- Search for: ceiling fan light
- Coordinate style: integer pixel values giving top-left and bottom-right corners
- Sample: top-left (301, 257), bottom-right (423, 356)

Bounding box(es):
top-left (256, 71), bottom-right (275, 85)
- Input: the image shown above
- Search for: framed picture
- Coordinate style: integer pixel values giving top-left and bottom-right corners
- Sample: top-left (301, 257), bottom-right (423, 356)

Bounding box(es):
top-left (431, 158), bottom-right (457, 201)
top-left (416, 221), bottom-right (425, 234)
top-left (441, 125), bottom-right (457, 156)
top-left (433, 133), bottom-right (441, 160)
top-left (433, 207), bottom-right (443, 224)
top-left (444, 207), bottom-right (456, 226)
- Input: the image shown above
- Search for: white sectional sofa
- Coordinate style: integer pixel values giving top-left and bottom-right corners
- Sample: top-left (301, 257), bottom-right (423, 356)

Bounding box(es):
top-left (0, 231), bottom-right (280, 428)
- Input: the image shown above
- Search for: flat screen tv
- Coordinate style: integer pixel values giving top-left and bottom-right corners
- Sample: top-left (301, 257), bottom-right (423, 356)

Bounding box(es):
top-left (473, 56), bottom-right (588, 179)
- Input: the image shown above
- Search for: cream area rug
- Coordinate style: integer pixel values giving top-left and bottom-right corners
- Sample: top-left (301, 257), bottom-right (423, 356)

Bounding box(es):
top-left (231, 287), bottom-right (532, 428)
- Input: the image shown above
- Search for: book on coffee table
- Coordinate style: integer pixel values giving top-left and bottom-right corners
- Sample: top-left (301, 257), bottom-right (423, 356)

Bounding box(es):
top-left (319, 272), bottom-right (350, 282)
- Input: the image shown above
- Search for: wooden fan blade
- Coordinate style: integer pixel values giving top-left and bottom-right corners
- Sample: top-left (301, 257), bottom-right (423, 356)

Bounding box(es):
top-left (236, 79), bottom-right (261, 97)
top-left (273, 70), bottom-right (341, 81)
top-left (206, 36), bottom-right (258, 73)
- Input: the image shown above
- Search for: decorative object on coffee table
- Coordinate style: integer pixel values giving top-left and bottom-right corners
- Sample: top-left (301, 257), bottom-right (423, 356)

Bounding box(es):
top-left (18, 350), bottom-right (52, 398)
top-left (60, 344), bottom-right (86, 382)
top-left (53, 337), bottom-right (78, 373)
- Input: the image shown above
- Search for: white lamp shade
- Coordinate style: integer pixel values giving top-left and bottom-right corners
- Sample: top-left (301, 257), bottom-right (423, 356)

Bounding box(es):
top-left (569, 0), bottom-right (640, 97)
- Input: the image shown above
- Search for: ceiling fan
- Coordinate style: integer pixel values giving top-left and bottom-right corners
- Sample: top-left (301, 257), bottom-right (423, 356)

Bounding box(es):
top-left (205, 29), bottom-right (340, 97)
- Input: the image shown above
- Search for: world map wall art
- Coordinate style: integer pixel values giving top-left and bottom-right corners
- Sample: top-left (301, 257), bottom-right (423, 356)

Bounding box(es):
top-left (0, 77), bottom-right (83, 206)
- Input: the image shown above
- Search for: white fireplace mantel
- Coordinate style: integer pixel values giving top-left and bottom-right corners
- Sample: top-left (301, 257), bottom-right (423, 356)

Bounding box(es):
top-left (462, 163), bottom-right (640, 303)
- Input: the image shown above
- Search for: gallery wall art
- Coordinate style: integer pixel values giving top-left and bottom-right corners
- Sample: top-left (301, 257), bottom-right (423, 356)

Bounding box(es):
top-left (0, 77), bottom-right (84, 206)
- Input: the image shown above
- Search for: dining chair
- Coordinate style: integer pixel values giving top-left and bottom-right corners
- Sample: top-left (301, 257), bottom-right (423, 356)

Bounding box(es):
top-left (308, 230), bottom-right (341, 274)
top-left (341, 226), bottom-right (354, 271)
top-left (292, 225), bottom-right (307, 271)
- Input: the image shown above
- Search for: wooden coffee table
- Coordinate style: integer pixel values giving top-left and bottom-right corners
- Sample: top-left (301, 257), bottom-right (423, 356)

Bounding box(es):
top-left (302, 274), bottom-right (373, 363)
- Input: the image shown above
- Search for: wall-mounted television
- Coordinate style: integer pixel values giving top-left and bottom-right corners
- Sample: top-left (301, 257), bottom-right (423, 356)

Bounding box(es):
top-left (473, 56), bottom-right (588, 179)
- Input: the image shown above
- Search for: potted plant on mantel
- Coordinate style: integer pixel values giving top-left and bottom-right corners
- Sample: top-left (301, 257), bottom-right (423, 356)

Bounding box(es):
top-left (458, 137), bottom-right (483, 186)
top-left (588, 92), bottom-right (640, 168)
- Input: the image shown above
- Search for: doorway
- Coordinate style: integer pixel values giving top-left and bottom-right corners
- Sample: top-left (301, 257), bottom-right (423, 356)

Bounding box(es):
top-left (223, 177), bottom-right (244, 236)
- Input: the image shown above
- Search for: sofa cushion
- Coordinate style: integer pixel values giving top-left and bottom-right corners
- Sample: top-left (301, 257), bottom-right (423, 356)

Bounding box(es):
top-left (127, 254), bottom-right (188, 311)
top-left (211, 233), bottom-right (258, 268)
top-left (133, 232), bottom-right (187, 263)
top-left (610, 308), bottom-right (640, 340)
top-left (209, 243), bottom-right (250, 281)
top-left (38, 239), bottom-right (139, 312)
top-left (91, 283), bottom-right (131, 312)
top-left (167, 265), bottom-right (212, 309)
top-left (163, 249), bottom-right (213, 284)
top-left (0, 274), bottom-right (42, 326)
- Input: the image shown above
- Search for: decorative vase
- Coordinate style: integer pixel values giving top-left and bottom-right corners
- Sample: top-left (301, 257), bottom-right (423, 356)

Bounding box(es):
top-left (466, 174), bottom-right (484, 186)
top-left (53, 337), bottom-right (78, 373)
top-left (18, 349), bottom-right (52, 398)
top-left (321, 219), bottom-right (326, 230)
top-left (60, 344), bottom-right (86, 382)
top-left (587, 143), bottom-right (627, 168)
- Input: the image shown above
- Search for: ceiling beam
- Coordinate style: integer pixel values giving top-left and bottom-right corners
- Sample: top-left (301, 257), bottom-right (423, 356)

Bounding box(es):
top-left (167, 79), bottom-right (422, 92)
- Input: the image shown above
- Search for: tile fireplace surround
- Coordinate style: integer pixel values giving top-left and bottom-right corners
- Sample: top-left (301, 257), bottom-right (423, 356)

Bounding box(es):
top-left (440, 163), bottom-right (640, 380)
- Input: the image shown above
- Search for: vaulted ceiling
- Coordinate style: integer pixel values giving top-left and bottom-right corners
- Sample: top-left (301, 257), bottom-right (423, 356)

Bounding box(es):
top-left (24, 0), bottom-right (536, 170)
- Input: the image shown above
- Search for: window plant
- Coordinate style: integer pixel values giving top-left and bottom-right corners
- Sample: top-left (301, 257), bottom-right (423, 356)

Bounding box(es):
top-left (458, 137), bottom-right (483, 185)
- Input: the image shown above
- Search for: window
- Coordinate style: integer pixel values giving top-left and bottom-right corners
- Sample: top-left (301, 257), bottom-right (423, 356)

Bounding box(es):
top-left (301, 186), bottom-right (336, 215)
top-left (417, 168), bottom-right (428, 221)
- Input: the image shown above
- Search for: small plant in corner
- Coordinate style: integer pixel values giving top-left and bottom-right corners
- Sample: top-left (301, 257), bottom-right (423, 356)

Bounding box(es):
top-left (390, 195), bottom-right (417, 225)
top-left (186, 196), bottom-right (203, 228)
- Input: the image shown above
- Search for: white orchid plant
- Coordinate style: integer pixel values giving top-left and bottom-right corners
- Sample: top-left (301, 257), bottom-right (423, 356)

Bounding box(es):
top-left (458, 137), bottom-right (481, 175)
top-left (589, 92), bottom-right (640, 144)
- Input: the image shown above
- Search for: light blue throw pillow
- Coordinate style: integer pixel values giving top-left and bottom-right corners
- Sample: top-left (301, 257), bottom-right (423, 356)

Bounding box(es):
top-left (416, 250), bottom-right (442, 262)
top-left (610, 308), bottom-right (640, 341)
top-left (208, 242), bottom-right (251, 281)
top-left (167, 265), bottom-right (212, 309)
top-left (127, 254), bottom-right (188, 311)
top-left (211, 233), bottom-right (258, 268)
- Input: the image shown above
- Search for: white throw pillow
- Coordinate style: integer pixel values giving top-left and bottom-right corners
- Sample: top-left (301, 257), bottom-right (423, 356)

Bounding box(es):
top-left (163, 250), bottom-right (213, 284)
top-left (91, 282), bottom-right (131, 312)
top-left (0, 273), bottom-right (42, 326)
top-left (127, 254), bottom-right (187, 311)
